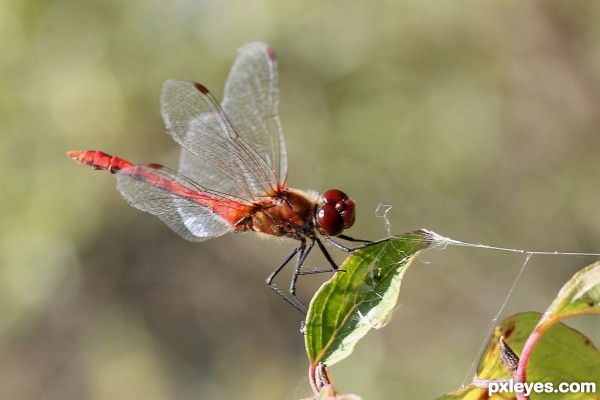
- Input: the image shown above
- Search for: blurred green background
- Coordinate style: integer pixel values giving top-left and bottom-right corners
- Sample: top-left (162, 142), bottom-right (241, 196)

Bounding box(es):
top-left (2, 0), bottom-right (600, 399)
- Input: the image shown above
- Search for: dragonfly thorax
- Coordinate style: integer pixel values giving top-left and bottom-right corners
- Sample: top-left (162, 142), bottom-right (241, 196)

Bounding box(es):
top-left (234, 188), bottom-right (319, 240)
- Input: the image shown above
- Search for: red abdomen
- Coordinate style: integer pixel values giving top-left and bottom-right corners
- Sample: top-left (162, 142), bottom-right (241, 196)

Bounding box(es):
top-left (67, 150), bottom-right (133, 173)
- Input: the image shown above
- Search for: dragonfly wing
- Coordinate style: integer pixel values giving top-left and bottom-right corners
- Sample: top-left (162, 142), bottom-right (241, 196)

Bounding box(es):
top-left (222, 42), bottom-right (288, 186)
top-left (114, 164), bottom-right (252, 241)
top-left (161, 79), bottom-right (279, 199)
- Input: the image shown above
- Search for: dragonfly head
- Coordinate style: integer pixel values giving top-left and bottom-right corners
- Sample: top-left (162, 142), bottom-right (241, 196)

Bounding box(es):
top-left (316, 189), bottom-right (356, 236)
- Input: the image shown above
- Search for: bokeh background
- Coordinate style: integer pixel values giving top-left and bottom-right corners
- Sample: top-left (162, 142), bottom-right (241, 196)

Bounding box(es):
top-left (2, 0), bottom-right (600, 399)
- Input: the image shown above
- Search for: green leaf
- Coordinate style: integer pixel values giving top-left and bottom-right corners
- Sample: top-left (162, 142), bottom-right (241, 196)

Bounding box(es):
top-left (439, 312), bottom-right (600, 400)
top-left (541, 261), bottom-right (600, 325)
top-left (439, 261), bottom-right (600, 400)
top-left (512, 261), bottom-right (600, 390)
top-left (304, 230), bottom-right (432, 367)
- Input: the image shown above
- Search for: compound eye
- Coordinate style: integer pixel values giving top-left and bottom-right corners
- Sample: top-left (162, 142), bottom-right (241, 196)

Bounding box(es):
top-left (322, 189), bottom-right (347, 205)
top-left (317, 204), bottom-right (344, 236)
top-left (340, 200), bottom-right (355, 229)
top-left (317, 189), bottom-right (356, 235)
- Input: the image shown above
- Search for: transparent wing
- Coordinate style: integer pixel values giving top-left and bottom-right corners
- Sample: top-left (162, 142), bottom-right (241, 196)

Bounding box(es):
top-left (161, 79), bottom-right (281, 200)
top-left (114, 164), bottom-right (253, 241)
top-left (221, 41), bottom-right (288, 186)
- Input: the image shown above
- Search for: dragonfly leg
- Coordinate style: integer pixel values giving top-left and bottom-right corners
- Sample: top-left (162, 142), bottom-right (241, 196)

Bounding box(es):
top-left (266, 245), bottom-right (299, 286)
top-left (315, 237), bottom-right (340, 271)
top-left (266, 242), bottom-right (308, 314)
top-left (289, 238), bottom-right (314, 296)
top-left (324, 234), bottom-right (391, 252)
top-left (337, 234), bottom-right (372, 244)
top-left (267, 284), bottom-right (307, 314)
top-left (265, 234), bottom-right (386, 314)
top-left (297, 235), bottom-right (346, 277)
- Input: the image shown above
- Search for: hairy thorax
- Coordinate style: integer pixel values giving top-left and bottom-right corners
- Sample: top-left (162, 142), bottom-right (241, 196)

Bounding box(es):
top-left (233, 188), bottom-right (318, 240)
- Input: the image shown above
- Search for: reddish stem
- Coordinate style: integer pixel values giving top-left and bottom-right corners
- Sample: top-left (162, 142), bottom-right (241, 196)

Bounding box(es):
top-left (514, 323), bottom-right (545, 400)
top-left (309, 363), bottom-right (319, 396)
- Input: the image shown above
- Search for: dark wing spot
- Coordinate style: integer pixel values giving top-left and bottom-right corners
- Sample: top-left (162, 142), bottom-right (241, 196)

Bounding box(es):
top-left (193, 82), bottom-right (210, 94)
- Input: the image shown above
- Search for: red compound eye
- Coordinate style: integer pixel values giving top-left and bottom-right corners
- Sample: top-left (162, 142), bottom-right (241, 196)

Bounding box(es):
top-left (317, 189), bottom-right (356, 236)
top-left (322, 189), bottom-right (346, 205)
top-left (317, 205), bottom-right (344, 236)
top-left (340, 200), bottom-right (355, 229)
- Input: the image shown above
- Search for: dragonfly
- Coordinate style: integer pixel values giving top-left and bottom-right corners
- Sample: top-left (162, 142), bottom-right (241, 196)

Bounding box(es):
top-left (68, 42), bottom-right (373, 313)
